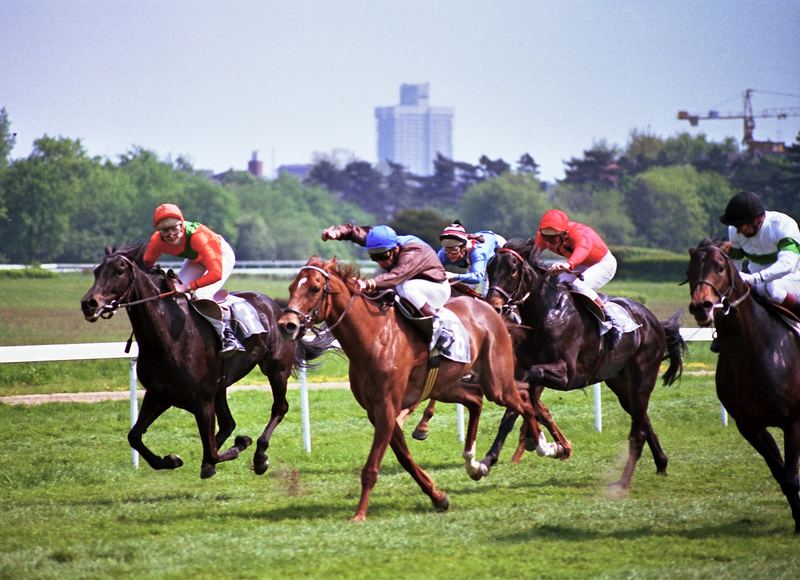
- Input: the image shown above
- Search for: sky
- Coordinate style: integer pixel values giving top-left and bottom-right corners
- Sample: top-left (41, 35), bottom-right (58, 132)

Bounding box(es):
top-left (2, 1), bottom-right (799, 183)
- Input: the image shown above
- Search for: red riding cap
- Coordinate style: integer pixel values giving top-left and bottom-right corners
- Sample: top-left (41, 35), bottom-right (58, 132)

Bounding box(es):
top-left (538, 209), bottom-right (569, 234)
top-left (153, 203), bottom-right (185, 228)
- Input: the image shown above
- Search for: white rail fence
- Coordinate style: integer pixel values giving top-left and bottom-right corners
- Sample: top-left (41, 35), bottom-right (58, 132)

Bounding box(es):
top-left (0, 327), bottom-right (719, 467)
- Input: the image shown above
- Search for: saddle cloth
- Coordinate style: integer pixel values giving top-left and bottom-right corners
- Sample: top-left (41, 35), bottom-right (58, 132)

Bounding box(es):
top-left (394, 297), bottom-right (471, 363)
top-left (193, 290), bottom-right (267, 339)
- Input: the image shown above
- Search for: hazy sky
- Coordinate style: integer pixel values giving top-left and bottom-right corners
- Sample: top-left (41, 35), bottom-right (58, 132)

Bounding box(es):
top-left (2, 1), bottom-right (799, 182)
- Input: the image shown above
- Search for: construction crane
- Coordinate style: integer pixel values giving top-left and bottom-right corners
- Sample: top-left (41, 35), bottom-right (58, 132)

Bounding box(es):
top-left (678, 89), bottom-right (800, 153)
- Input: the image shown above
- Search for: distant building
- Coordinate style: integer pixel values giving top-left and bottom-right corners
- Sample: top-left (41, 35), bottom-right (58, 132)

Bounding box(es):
top-left (277, 164), bottom-right (312, 180)
top-left (247, 151), bottom-right (263, 177)
top-left (375, 83), bottom-right (453, 176)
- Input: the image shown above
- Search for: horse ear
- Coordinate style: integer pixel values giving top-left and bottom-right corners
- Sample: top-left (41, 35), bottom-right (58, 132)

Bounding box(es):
top-left (105, 245), bottom-right (114, 256)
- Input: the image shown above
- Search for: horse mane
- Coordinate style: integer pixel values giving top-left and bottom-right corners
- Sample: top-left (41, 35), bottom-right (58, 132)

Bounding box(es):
top-left (110, 242), bottom-right (171, 291)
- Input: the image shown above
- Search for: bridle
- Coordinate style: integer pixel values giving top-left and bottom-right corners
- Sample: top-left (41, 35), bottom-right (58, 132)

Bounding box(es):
top-left (487, 248), bottom-right (531, 319)
top-left (690, 246), bottom-right (751, 317)
top-left (94, 253), bottom-right (177, 319)
top-left (283, 265), bottom-right (356, 335)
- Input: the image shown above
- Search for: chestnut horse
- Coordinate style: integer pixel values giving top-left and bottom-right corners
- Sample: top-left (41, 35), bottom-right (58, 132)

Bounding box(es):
top-left (483, 239), bottom-right (685, 489)
top-left (688, 239), bottom-right (800, 532)
top-left (80, 244), bottom-right (334, 478)
top-left (277, 257), bottom-right (549, 521)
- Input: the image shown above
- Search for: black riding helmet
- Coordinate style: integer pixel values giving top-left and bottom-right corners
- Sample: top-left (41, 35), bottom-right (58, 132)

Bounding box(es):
top-left (719, 191), bottom-right (765, 226)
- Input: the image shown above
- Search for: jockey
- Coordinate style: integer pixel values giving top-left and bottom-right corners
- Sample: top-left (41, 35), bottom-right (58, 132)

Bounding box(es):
top-left (321, 223), bottom-right (454, 354)
top-left (143, 203), bottom-right (245, 357)
top-left (437, 220), bottom-right (507, 296)
top-left (720, 190), bottom-right (800, 317)
top-left (534, 209), bottom-right (620, 348)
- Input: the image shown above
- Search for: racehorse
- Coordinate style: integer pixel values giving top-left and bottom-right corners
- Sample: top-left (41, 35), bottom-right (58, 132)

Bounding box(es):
top-left (277, 257), bottom-right (549, 521)
top-left (483, 239), bottom-right (686, 489)
top-left (410, 284), bottom-right (567, 461)
top-left (688, 239), bottom-right (800, 532)
top-left (80, 243), bottom-right (334, 479)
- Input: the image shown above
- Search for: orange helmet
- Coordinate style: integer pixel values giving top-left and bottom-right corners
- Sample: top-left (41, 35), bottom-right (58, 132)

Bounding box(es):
top-left (153, 203), bottom-right (184, 229)
top-left (538, 209), bottom-right (569, 235)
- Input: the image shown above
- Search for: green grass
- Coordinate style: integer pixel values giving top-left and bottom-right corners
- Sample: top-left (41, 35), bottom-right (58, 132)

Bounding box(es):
top-left (1, 377), bottom-right (798, 578)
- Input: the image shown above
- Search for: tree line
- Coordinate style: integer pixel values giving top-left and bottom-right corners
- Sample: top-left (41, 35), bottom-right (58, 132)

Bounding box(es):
top-left (1, 107), bottom-right (798, 265)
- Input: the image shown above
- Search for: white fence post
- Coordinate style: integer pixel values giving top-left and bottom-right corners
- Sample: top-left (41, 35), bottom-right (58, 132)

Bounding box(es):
top-left (456, 404), bottom-right (464, 442)
top-left (593, 383), bottom-right (602, 432)
top-left (299, 365), bottom-right (311, 452)
top-left (129, 358), bottom-right (139, 468)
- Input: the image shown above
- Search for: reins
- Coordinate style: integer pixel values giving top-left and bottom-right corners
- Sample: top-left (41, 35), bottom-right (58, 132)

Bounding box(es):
top-left (285, 265), bottom-right (357, 335)
top-left (692, 247), bottom-right (751, 317)
top-left (96, 253), bottom-right (178, 318)
top-left (487, 248), bottom-right (531, 319)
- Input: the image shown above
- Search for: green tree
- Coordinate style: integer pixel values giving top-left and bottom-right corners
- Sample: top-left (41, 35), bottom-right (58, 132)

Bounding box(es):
top-left (625, 165), bottom-right (709, 251)
top-left (0, 107), bottom-right (15, 169)
top-left (459, 173), bottom-right (549, 239)
top-left (0, 136), bottom-right (90, 263)
top-left (391, 208), bottom-right (447, 248)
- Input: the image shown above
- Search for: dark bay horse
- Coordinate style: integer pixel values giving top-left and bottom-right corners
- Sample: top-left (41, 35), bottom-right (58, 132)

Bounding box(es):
top-left (484, 239), bottom-right (686, 489)
top-left (688, 239), bottom-right (800, 532)
top-left (277, 257), bottom-right (547, 521)
top-left (80, 244), bottom-right (333, 479)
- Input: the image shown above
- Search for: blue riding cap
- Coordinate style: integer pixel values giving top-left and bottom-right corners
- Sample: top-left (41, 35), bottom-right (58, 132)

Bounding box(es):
top-left (366, 225), bottom-right (399, 254)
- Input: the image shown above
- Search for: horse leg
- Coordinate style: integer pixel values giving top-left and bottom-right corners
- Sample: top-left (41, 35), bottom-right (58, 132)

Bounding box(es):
top-left (480, 409), bottom-right (519, 472)
top-left (253, 367), bottom-right (290, 476)
top-left (214, 390), bottom-right (236, 448)
top-left (782, 420), bottom-right (800, 533)
top-left (455, 393), bottom-right (486, 480)
top-left (738, 420), bottom-right (800, 532)
top-left (352, 404), bottom-right (395, 522)
top-left (127, 392), bottom-right (183, 470)
top-left (389, 421), bottom-right (449, 512)
top-left (194, 404), bottom-right (250, 479)
top-left (533, 393), bottom-right (572, 460)
top-left (411, 400), bottom-right (437, 441)
top-left (642, 413), bottom-right (668, 475)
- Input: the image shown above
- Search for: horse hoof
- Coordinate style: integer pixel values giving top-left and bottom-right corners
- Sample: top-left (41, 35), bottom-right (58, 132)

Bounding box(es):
top-left (524, 437), bottom-right (538, 452)
top-left (235, 435), bottom-right (253, 450)
top-left (253, 457), bottom-right (270, 476)
top-left (200, 464), bottom-right (217, 479)
top-left (433, 492), bottom-right (450, 512)
top-left (163, 454), bottom-right (183, 469)
top-left (411, 429), bottom-right (428, 441)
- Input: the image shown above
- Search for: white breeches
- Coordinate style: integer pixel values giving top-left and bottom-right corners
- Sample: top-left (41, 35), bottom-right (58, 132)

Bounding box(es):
top-left (178, 236), bottom-right (235, 301)
top-left (567, 252), bottom-right (617, 302)
top-left (395, 278), bottom-right (451, 312)
top-left (755, 275), bottom-right (800, 303)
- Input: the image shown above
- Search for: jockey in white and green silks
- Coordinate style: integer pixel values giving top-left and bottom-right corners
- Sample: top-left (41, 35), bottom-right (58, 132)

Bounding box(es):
top-left (721, 191), bottom-right (800, 317)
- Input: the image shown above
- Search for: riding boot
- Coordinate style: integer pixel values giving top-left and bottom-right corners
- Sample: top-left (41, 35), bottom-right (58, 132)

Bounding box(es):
top-left (219, 310), bottom-right (246, 359)
top-left (420, 303), bottom-right (454, 355)
top-left (781, 294), bottom-right (800, 319)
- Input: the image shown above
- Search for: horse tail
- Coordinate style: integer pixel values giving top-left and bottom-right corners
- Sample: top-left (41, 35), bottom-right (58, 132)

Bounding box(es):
top-left (292, 329), bottom-right (340, 372)
top-left (659, 309), bottom-right (687, 386)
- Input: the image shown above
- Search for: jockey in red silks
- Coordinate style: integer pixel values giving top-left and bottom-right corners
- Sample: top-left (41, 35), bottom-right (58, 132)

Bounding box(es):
top-left (534, 209), bottom-right (620, 346)
top-left (143, 203), bottom-right (244, 357)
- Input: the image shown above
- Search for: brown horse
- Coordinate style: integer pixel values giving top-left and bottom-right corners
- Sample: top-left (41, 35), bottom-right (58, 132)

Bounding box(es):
top-left (483, 239), bottom-right (686, 489)
top-left (277, 257), bottom-right (546, 521)
top-left (80, 244), bottom-right (334, 478)
top-left (688, 239), bottom-right (800, 532)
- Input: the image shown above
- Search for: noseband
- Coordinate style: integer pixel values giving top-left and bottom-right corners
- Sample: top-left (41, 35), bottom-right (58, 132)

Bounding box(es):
top-left (284, 265), bottom-right (356, 334)
top-left (487, 248), bottom-right (531, 318)
top-left (96, 254), bottom-right (177, 318)
top-left (691, 247), bottom-right (751, 317)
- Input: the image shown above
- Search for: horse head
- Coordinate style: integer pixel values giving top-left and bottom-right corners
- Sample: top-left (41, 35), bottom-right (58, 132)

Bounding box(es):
top-left (80, 243), bottom-right (158, 321)
top-left (486, 238), bottom-right (544, 317)
top-left (687, 239), bottom-right (748, 327)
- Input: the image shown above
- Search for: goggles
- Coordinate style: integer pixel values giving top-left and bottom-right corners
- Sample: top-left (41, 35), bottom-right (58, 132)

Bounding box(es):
top-left (369, 249), bottom-right (394, 263)
top-left (159, 224), bottom-right (183, 236)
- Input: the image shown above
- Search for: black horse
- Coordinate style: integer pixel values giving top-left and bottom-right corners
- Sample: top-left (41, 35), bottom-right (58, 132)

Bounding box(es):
top-left (483, 239), bottom-right (686, 489)
top-left (688, 239), bottom-right (800, 532)
top-left (80, 243), bottom-right (334, 478)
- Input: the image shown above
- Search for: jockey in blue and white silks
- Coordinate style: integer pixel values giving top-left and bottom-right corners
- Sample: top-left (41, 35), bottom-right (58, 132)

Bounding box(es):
top-left (437, 221), bottom-right (507, 296)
